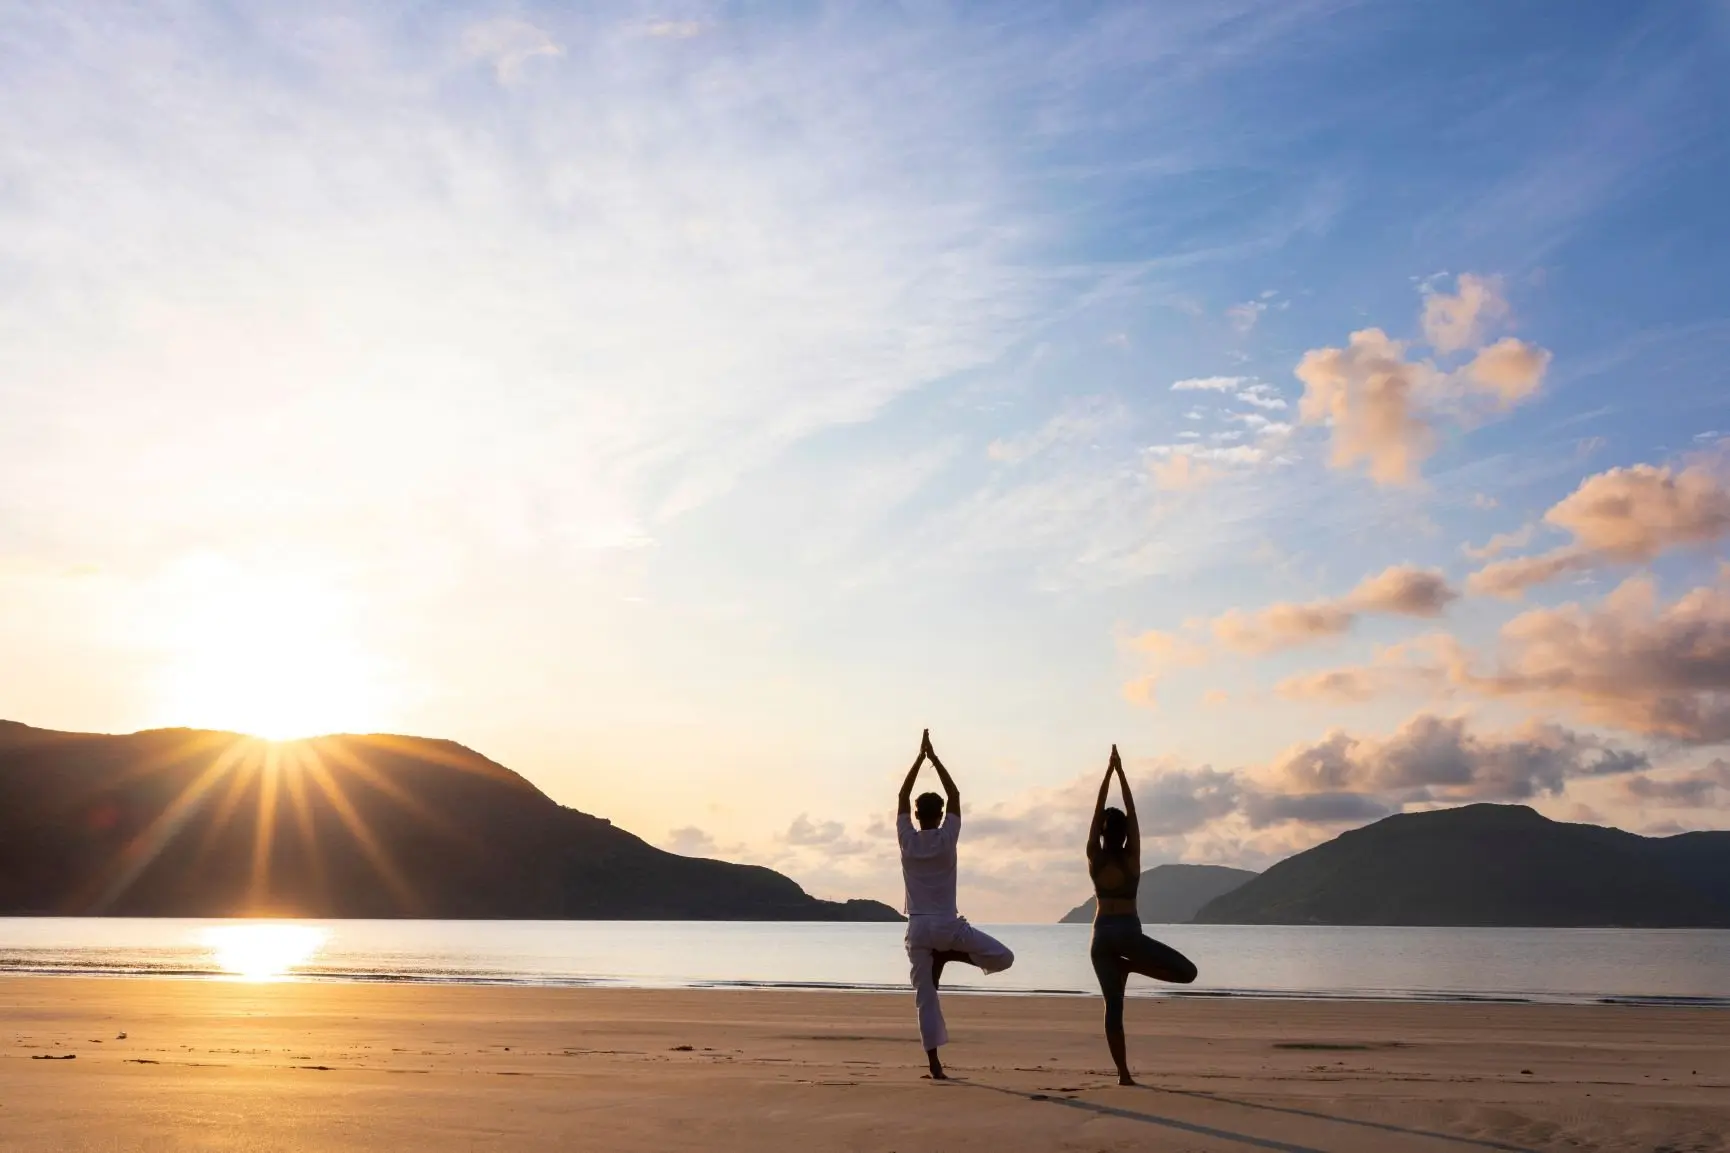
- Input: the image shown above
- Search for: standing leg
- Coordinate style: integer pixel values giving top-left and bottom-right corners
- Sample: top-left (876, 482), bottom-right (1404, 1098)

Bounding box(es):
top-left (906, 941), bottom-right (949, 1075)
top-left (1089, 932), bottom-right (1134, 1085)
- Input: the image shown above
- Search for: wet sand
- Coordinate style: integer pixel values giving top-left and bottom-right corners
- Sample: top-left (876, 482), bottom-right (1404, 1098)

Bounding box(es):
top-left (1, 977), bottom-right (1725, 1151)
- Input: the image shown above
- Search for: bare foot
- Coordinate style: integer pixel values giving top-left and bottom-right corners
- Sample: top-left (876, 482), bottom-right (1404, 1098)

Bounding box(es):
top-left (926, 1048), bottom-right (947, 1080)
top-left (1117, 1072), bottom-right (1137, 1086)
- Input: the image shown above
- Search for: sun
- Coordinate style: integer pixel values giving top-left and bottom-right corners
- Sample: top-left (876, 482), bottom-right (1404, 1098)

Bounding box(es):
top-left (147, 554), bottom-right (395, 741)
top-left (203, 923), bottom-right (329, 981)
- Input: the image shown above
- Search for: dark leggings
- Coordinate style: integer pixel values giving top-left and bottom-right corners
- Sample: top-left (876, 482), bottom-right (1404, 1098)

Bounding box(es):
top-left (1090, 914), bottom-right (1197, 1034)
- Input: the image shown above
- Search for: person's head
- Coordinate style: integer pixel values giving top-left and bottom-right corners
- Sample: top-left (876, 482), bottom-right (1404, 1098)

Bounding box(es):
top-left (914, 791), bottom-right (945, 829)
top-left (1101, 806), bottom-right (1129, 851)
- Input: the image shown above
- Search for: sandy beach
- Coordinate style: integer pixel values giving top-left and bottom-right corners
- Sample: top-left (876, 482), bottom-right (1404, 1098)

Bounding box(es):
top-left (0, 978), bottom-right (1723, 1152)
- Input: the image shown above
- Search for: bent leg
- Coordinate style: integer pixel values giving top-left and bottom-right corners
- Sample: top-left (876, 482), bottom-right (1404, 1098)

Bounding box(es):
top-left (931, 949), bottom-right (967, 989)
top-left (1122, 932), bottom-right (1197, 984)
top-left (950, 920), bottom-right (1014, 975)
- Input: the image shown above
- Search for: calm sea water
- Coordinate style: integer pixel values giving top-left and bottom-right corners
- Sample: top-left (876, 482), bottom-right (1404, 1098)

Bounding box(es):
top-left (1, 919), bottom-right (1727, 1005)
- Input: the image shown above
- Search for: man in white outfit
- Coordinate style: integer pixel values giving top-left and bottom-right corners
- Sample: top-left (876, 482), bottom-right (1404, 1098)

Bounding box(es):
top-left (897, 729), bottom-right (1015, 1080)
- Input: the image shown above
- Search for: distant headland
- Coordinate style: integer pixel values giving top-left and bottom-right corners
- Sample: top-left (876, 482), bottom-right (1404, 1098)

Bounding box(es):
top-left (0, 720), bottom-right (901, 922)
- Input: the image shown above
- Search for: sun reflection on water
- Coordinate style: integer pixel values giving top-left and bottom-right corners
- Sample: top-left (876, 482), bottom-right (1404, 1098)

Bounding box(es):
top-left (203, 923), bottom-right (329, 981)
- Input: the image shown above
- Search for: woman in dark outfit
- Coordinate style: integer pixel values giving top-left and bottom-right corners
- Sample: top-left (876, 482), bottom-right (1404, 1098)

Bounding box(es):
top-left (1086, 745), bottom-right (1199, 1085)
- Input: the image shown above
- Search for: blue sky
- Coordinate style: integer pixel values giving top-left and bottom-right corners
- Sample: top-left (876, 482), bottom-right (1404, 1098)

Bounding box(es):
top-left (2, 1), bottom-right (1729, 919)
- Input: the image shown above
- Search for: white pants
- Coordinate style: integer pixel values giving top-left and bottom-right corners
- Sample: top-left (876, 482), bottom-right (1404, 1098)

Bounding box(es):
top-left (905, 914), bottom-right (1014, 1050)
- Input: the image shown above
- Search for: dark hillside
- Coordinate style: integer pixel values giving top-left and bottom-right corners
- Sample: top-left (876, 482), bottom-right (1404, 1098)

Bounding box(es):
top-left (1193, 804), bottom-right (1730, 927)
top-left (0, 722), bottom-right (899, 921)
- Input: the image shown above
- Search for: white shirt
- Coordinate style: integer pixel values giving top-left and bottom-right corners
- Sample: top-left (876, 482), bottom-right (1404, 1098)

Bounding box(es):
top-left (897, 811), bottom-right (961, 916)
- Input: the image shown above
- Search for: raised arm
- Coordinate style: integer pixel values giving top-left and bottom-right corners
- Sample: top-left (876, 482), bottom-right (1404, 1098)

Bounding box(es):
top-left (897, 730), bottom-right (928, 815)
top-left (924, 731), bottom-right (960, 817)
top-left (1111, 745), bottom-right (1140, 853)
top-left (1086, 753), bottom-right (1115, 858)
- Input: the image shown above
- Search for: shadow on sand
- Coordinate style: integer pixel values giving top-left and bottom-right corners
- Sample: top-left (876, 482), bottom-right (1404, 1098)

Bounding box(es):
top-left (1140, 1085), bottom-right (1539, 1153)
top-left (958, 1082), bottom-right (1329, 1153)
top-left (958, 1081), bottom-right (1539, 1153)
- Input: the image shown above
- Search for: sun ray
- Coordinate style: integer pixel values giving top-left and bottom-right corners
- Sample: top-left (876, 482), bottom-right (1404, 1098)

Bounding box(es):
top-left (192, 740), bottom-right (264, 862)
top-left (296, 746), bottom-right (421, 914)
top-left (280, 748), bottom-right (328, 904)
top-left (66, 729), bottom-right (240, 810)
top-left (312, 739), bottom-right (467, 843)
top-left (87, 739), bottom-right (252, 912)
top-left (248, 741), bottom-right (283, 909)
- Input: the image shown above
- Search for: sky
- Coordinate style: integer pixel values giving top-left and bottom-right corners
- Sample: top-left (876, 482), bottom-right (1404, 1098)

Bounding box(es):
top-left (3, 1), bottom-right (1730, 921)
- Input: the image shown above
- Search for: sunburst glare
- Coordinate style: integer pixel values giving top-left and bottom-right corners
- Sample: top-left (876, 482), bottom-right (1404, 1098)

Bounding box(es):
top-left (145, 554), bottom-right (394, 741)
top-left (203, 923), bottom-right (329, 981)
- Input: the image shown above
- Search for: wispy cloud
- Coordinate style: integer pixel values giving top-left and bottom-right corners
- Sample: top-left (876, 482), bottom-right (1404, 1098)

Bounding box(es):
top-left (462, 16), bottom-right (564, 83)
top-left (1172, 376), bottom-right (1247, 392)
top-left (0, 3), bottom-right (1057, 574)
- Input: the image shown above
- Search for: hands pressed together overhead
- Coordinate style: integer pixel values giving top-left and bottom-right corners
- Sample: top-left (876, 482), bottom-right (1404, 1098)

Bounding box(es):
top-left (898, 728), bottom-right (959, 817)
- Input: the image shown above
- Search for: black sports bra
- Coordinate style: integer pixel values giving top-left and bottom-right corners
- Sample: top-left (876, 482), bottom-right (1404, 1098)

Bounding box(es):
top-left (1090, 849), bottom-right (1138, 901)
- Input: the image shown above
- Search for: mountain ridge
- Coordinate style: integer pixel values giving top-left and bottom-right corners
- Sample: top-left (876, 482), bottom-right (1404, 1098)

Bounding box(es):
top-left (1193, 803), bottom-right (1730, 928)
top-left (0, 721), bottom-right (900, 922)
top-left (1058, 863), bottom-right (1257, 924)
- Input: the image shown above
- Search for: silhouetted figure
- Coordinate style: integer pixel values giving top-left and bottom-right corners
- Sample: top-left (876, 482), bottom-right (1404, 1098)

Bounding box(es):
top-left (1087, 744), bottom-right (1198, 1085)
top-left (896, 729), bottom-right (1014, 1080)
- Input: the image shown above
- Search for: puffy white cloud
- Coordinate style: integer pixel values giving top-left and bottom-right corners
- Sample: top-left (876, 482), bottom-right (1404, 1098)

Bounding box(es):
top-left (1550, 463), bottom-right (1730, 558)
top-left (1296, 274), bottom-right (1548, 486)
top-left (1465, 337), bottom-right (1551, 405)
top-left (1289, 571), bottom-right (1730, 745)
top-left (1468, 463), bottom-right (1730, 597)
top-left (1422, 273), bottom-right (1508, 354)
top-left (1348, 564), bottom-right (1459, 616)
top-left (1208, 565), bottom-right (1458, 654)
top-left (1295, 328), bottom-right (1435, 485)
top-left (1620, 761), bottom-right (1730, 807)
top-left (1472, 574), bottom-right (1730, 743)
top-left (1262, 713), bottom-right (1646, 804)
top-left (1467, 550), bottom-right (1592, 598)
top-left (1213, 601), bottom-right (1356, 653)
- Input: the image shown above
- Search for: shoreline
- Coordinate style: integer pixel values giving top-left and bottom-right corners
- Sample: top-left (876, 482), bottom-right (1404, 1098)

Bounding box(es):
top-left (3, 967), bottom-right (1729, 1009)
top-left (2, 977), bottom-right (1724, 1151)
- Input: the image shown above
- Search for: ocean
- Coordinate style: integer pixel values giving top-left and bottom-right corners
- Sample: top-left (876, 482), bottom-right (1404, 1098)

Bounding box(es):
top-left (3, 919), bottom-right (1728, 1005)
